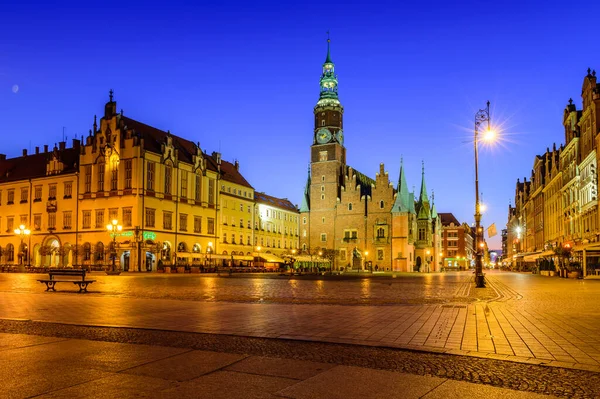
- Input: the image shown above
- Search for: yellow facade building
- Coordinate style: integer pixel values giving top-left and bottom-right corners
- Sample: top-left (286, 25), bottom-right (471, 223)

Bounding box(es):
top-left (0, 93), bottom-right (298, 271)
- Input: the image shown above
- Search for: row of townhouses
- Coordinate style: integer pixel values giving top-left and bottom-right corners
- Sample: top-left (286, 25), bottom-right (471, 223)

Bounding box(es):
top-left (505, 68), bottom-right (600, 276)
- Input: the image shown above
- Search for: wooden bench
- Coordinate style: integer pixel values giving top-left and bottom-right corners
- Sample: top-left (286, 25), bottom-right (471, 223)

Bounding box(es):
top-left (38, 269), bottom-right (96, 292)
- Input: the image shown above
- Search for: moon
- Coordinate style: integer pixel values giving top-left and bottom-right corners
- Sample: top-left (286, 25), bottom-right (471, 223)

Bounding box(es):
top-left (12, 85), bottom-right (19, 93)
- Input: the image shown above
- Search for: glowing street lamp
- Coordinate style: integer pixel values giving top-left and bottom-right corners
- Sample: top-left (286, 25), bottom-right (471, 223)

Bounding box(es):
top-left (473, 101), bottom-right (495, 288)
top-left (106, 219), bottom-right (122, 272)
top-left (14, 224), bottom-right (31, 267)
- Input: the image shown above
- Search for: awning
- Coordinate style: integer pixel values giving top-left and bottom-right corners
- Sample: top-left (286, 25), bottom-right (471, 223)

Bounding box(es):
top-left (232, 255), bottom-right (253, 261)
top-left (258, 254), bottom-right (285, 263)
top-left (523, 252), bottom-right (542, 262)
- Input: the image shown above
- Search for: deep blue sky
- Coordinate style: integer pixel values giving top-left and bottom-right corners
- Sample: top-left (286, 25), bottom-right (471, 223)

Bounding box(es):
top-left (2, 1), bottom-right (600, 249)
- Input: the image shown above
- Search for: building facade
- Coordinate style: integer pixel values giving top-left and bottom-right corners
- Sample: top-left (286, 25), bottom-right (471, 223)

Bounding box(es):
top-left (0, 93), bottom-right (298, 270)
top-left (299, 41), bottom-right (441, 272)
top-left (508, 69), bottom-right (600, 275)
top-left (439, 213), bottom-right (474, 270)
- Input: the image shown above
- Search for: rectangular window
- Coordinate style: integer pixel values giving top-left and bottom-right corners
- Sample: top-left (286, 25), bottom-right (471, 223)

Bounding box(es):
top-left (84, 165), bottom-right (92, 193)
top-left (145, 208), bottom-right (155, 228)
top-left (7, 189), bottom-right (14, 204)
top-left (195, 174), bottom-right (201, 201)
top-left (95, 209), bottom-right (104, 228)
top-left (180, 213), bottom-right (188, 231)
top-left (82, 211), bottom-right (91, 229)
top-left (20, 215), bottom-right (27, 225)
top-left (321, 233), bottom-right (327, 242)
top-left (223, 233), bottom-right (228, 243)
top-left (48, 184), bottom-right (57, 199)
top-left (147, 161), bottom-right (155, 191)
top-left (20, 187), bottom-right (28, 203)
top-left (319, 151), bottom-right (327, 161)
top-left (63, 211), bottom-right (72, 229)
top-left (48, 213), bottom-right (56, 229)
top-left (7, 216), bottom-right (14, 232)
top-left (125, 159), bottom-right (132, 189)
top-left (64, 182), bottom-right (72, 198)
top-left (97, 162), bottom-right (105, 192)
top-left (164, 165), bottom-right (172, 194)
top-left (34, 214), bottom-right (42, 230)
top-left (194, 216), bottom-right (202, 233)
top-left (163, 211), bottom-right (172, 230)
top-left (248, 205), bottom-right (251, 213)
top-left (207, 217), bottom-right (215, 234)
top-left (111, 160), bottom-right (118, 191)
top-left (109, 208), bottom-right (118, 222)
top-left (181, 170), bottom-right (188, 198)
top-left (208, 179), bottom-right (215, 205)
top-left (240, 219), bottom-right (244, 228)
top-left (123, 208), bottom-right (132, 227)
top-left (377, 249), bottom-right (384, 261)
top-left (240, 204), bottom-right (243, 212)
top-left (340, 250), bottom-right (347, 261)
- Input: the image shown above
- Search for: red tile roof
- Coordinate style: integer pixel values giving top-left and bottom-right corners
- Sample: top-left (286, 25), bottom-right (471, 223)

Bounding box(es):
top-left (439, 212), bottom-right (461, 227)
top-left (255, 192), bottom-right (298, 212)
top-left (0, 147), bottom-right (79, 183)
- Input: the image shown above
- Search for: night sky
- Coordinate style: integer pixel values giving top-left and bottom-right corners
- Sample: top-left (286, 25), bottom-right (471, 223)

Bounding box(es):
top-left (2, 1), bottom-right (600, 249)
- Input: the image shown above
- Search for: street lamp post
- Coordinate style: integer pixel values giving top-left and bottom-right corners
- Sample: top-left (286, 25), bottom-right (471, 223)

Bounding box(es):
top-left (106, 219), bottom-right (122, 272)
top-left (14, 224), bottom-right (31, 270)
top-left (474, 101), bottom-right (493, 288)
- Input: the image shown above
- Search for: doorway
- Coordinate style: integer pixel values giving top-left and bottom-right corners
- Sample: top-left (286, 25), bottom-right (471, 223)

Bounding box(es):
top-left (416, 256), bottom-right (422, 272)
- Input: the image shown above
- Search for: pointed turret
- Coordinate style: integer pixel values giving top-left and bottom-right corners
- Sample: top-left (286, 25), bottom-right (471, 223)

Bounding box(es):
top-left (392, 158), bottom-right (411, 213)
top-left (430, 190), bottom-right (438, 219)
top-left (299, 165), bottom-right (311, 212)
top-left (417, 162), bottom-right (431, 219)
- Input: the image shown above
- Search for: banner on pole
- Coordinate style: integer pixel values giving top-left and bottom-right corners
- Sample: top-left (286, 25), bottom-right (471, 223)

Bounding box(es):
top-left (487, 223), bottom-right (497, 238)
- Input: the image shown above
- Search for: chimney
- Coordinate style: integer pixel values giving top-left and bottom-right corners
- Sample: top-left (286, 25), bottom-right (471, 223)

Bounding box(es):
top-left (35, 146), bottom-right (39, 154)
top-left (44, 145), bottom-right (49, 153)
top-left (72, 138), bottom-right (80, 149)
top-left (59, 141), bottom-right (66, 151)
top-left (234, 160), bottom-right (239, 171)
top-left (0, 154), bottom-right (5, 161)
top-left (22, 149), bottom-right (27, 157)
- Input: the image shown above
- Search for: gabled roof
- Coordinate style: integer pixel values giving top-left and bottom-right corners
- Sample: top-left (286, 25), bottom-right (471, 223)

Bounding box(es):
top-left (219, 159), bottom-right (253, 189)
top-left (121, 116), bottom-right (198, 165)
top-left (121, 115), bottom-right (252, 189)
top-left (0, 147), bottom-right (79, 183)
top-left (255, 192), bottom-right (299, 213)
top-left (439, 212), bottom-right (460, 226)
top-left (346, 165), bottom-right (375, 198)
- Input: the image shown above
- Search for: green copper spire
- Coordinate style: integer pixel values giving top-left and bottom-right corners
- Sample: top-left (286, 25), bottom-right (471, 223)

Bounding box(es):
top-left (417, 161), bottom-right (431, 219)
top-left (392, 157), bottom-right (411, 213)
top-left (299, 165), bottom-right (311, 212)
top-left (325, 31), bottom-right (332, 63)
top-left (317, 34), bottom-right (339, 106)
top-left (430, 190), bottom-right (438, 219)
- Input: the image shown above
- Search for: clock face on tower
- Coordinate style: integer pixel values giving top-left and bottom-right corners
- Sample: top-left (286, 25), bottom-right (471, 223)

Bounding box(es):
top-left (316, 128), bottom-right (332, 144)
top-left (335, 130), bottom-right (344, 145)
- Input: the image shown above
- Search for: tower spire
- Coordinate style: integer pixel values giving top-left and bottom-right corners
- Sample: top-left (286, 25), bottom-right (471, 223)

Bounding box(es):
top-left (392, 157), bottom-right (410, 213)
top-left (325, 31), bottom-right (332, 63)
top-left (317, 34), bottom-right (339, 106)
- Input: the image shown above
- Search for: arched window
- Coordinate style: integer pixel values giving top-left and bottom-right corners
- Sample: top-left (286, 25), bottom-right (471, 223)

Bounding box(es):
top-left (380, 200), bottom-right (385, 209)
top-left (348, 203), bottom-right (353, 211)
top-left (6, 243), bottom-right (14, 262)
top-left (83, 243), bottom-right (91, 261)
top-left (95, 242), bottom-right (104, 261)
top-left (193, 243), bottom-right (201, 253)
top-left (377, 227), bottom-right (385, 238)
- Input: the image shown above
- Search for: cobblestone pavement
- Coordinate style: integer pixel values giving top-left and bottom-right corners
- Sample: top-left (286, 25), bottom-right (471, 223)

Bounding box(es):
top-left (1, 320), bottom-right (596, 398)
top-left (2, 271), bottom-right (600, 385)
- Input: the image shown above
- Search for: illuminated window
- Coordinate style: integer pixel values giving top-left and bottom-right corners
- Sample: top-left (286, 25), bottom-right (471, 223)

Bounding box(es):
top-left (319, 151), bottom-right (327, 161)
